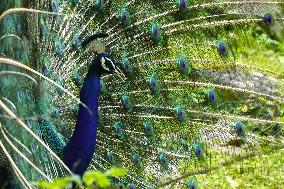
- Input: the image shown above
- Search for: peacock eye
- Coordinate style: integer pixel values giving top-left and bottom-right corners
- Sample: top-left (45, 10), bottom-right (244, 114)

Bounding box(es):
top-left (42, 65), bottom-right (50, 76)
top-left (187, 179), bottom-right (197, 189)
top-left (17, 90), bottom-right (23, 102)
top-left (216, 40), bottom-right (228, 56)
top-left (129, 183), bottom-right (135, 189)
top-left (178, 55), bottom-right (191, 75)
top-left (26, 89), bottom-right (31, 101)
top-left (179, 0), bottom-right (188, 13)
top-left (71, 34), bottom-right (80, 49)
top-left (193, 140), bottom-right (203, 159)
top-left (119, 7), bottom-right (131, 26)
top-left (233, 121), bottom-right (245, 136)
top-left (195, 146), bottom-right (201, 157)
top-left (151, 20), bottom-right (163, 42)
top-left (159, 153), bottom-right (168, 165)
top-left (28, 119), bottom-right (33, 128)
top-left (95, 0), bottom-right (104, 11)
top-left (107, 151), bottom-right (114, 163)
top-left (208, 89), bottom-right (215, 104)
top-left (51, 0), bottom-right (59, 12)
top-left (143, 121), bottom-right (154, 137)
top-left (121, 57), bottom-right (131, 74)
top-left (264, 13), bottom-right (272, 25)
top-left (117, 184), bottom-right (125, 189)
top-left (180, 139), bottom-right (189, 150)
top-left (101, 57), bottom-right (110, 71)
top-left (176, 106), bottom-right (187, 122)
top-left (132, 154), bottom-right (140, 165)
top-left (121, 95), bottom-right (132, 111)
top-left (148, 76), bottom-right (160, 95)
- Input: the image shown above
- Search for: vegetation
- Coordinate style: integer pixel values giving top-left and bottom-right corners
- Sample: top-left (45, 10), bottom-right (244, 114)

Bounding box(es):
top-left (34, 167), bottom-right (128, 189)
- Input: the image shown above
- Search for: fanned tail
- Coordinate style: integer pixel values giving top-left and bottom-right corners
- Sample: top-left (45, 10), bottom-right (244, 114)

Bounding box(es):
top-left (0, 0), bottom-right (284, 188)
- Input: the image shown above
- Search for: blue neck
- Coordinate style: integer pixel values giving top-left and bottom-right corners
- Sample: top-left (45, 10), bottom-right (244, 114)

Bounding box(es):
top-left (63, 72), bottom-right (100, 175)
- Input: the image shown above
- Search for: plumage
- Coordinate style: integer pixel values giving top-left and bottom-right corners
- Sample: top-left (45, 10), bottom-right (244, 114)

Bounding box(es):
top-left (80, 33), bottom-right (109, 48)
top-left (0, 0), bottom-right (284, 188)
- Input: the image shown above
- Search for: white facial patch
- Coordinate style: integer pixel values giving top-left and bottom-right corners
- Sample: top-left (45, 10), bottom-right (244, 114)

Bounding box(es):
top-left (105, 57), bottom-right (116, 70)
top-left (101, 57), bottom-right (110, 71)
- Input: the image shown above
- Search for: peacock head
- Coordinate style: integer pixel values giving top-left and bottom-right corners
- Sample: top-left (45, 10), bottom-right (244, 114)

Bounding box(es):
top-left (90, 52), bottom-right (125, 79)
top-left (82, 33), bottom-right (125, 79)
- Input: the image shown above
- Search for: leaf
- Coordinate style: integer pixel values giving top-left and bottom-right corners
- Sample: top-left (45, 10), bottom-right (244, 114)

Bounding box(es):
top-left (104, 167), bottom-right (128, 177)
top-left (33, 178), bottom-right (72, 189)
top-left (53, 177), bottom-right (73, 189)
top-left (83, 170), bottom-right (111, 188)
top-left (83, 171), bottom-right (99, 186)
top-left (94, 173), bottom-right (111, 188)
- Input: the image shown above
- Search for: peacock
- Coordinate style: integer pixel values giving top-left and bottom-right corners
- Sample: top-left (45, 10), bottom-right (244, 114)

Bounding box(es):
top-left (0, 0), bottom-right (284, 188)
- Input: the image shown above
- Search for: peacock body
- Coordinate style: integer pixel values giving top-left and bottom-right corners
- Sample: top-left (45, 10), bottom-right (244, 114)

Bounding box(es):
top-left (0, 0), bottom-right (284, 188)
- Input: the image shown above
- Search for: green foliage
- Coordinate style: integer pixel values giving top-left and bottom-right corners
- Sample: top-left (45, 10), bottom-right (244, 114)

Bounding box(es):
top-left (82, 171), bottom-right (110, 188)
top-left (34, 167), bottom-right (128, 189)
